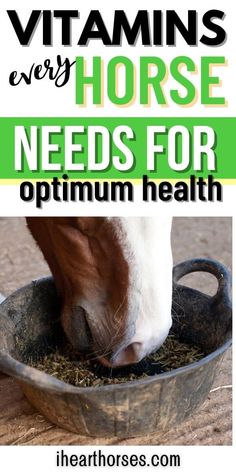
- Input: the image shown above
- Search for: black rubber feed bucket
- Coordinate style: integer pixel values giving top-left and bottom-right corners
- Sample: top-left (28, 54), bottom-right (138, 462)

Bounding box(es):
top-left (0, 259), bottom-right (232, 438)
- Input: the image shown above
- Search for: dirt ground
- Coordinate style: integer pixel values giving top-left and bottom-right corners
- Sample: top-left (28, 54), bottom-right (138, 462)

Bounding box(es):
top-left (0, 217), bottom-right (232, 445)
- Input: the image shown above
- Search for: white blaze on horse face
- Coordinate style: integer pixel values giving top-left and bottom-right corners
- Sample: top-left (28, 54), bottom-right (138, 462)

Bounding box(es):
top-left (112, 217), bottom-right (173, 363)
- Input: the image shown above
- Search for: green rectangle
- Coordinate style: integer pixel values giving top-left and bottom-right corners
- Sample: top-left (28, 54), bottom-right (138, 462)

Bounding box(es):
top-left (0, 117), bottom-right (235, 179)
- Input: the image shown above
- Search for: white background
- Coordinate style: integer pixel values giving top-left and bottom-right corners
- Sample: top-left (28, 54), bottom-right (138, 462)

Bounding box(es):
top-left (0, 445), bottom-right (235, 471)
top-left (0, 0), bottom-right (235, 469)
top-left (0, 0), bottom-right (235, 118)
top-left (0, 0), bottom-right (235, 215)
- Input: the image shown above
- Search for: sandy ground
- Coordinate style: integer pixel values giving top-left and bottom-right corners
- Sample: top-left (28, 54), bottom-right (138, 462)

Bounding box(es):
top-left (0, 217), bottom-right (232, 445)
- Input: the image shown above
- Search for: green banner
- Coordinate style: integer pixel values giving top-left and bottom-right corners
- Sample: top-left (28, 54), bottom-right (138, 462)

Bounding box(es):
top-left (0, 117), bottom-right (235, 179)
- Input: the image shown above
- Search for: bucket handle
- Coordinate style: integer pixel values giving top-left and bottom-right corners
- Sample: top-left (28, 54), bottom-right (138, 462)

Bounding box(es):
top-left (173, 258), bottom-right (232, 307)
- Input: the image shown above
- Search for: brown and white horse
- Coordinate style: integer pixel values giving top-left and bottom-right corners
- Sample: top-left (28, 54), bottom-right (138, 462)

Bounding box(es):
top-left (27, 217), bottom-right (173, 367)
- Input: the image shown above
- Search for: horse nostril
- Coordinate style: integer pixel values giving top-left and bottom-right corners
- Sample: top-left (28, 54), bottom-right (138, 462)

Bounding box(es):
top-left (112, 342), bottom-right (143, 367)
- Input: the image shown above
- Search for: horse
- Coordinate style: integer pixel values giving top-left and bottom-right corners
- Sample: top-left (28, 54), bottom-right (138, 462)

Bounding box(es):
top-left (27, 216), bottom-right (173, 367)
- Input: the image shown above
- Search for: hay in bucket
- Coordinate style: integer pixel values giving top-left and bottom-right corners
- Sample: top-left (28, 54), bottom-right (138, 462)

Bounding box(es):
top-left (29, 335), bottom-right (205, 387)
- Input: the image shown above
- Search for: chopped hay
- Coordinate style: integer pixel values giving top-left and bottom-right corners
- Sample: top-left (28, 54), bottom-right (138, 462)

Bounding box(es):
top-left (148, 335), bottom-right (204, 371)
top-left (30, 335), bottom-right (205, 387)
top-left (30, 353), bottom-right (148, 387)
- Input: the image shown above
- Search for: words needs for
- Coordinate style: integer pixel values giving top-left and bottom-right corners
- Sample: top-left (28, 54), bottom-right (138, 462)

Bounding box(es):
top-left (15, 124), bottom-right (221, 207)
top-left (15, 124), bottom-right (216, 173)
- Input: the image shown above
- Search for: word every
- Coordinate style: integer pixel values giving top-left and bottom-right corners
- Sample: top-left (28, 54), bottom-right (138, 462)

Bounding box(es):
top-left (9, 55), bottom-right (74, 88)
top-left (14, 125), bottom-right (216, 172)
